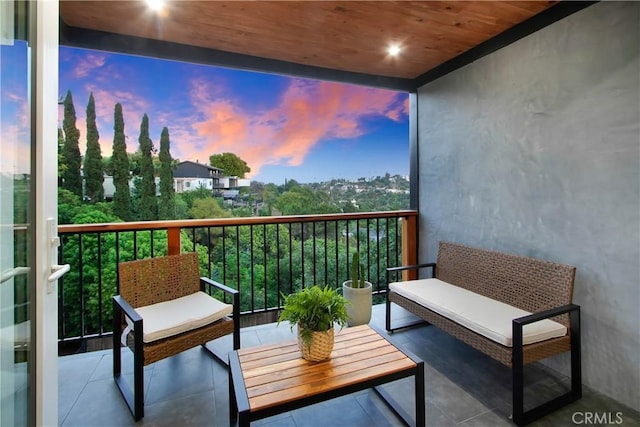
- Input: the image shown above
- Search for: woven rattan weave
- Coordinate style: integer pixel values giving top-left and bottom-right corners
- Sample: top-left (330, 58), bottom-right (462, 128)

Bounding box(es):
top-left (386, 241), bottom-right (581, 426)
top-left (113, 252), bottom-right (240, 420)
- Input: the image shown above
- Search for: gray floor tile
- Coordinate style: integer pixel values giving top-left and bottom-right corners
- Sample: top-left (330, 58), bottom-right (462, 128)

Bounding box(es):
top-left (58, 304), bottom-right (639, 427)
top-left (60, 377), bottom-right (136, 427)
top-left (141, 390), bottom-right (217, 427)
top-left (291, 394), bottom-right (378, 427)
top-left (458, 409), bottom-right (513, 427)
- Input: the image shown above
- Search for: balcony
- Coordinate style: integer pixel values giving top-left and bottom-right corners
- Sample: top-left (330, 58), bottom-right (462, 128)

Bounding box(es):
top-left (56, 212), bottom-right (640, 425)
top-left (58, 304), bottom-right (639, 426)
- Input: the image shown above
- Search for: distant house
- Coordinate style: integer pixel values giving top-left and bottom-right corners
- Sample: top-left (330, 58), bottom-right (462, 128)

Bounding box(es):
top-left (173, 161), bottom-right (223, 193)
top-left (101, 160), bottom-right (250, 199)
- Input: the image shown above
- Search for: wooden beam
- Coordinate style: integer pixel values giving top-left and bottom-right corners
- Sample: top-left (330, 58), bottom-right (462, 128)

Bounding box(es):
top-left (401, 216), bottom-right (418, 281)
top-left (167, 227), bottom-right (180, 255)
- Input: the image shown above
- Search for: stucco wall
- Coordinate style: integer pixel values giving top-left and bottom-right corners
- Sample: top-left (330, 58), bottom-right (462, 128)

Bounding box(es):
top-left (417, 1), bottom-right (639, 410)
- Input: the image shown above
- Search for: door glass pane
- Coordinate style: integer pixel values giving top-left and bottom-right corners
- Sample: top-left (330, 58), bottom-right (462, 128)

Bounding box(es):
top-left (0, 1), bottom-right (32, 425)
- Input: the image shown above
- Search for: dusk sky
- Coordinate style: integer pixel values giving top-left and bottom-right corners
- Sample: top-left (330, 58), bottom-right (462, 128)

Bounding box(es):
top-left (58, 46), bottom-right (410, 184)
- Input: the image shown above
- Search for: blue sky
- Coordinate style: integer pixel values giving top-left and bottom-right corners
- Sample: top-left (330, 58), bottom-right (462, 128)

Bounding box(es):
top-left (56, 47), bottom-right (409, 184)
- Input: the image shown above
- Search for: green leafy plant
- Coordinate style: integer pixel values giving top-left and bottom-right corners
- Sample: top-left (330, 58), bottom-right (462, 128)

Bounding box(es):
top-left (350, 252), bottom-right (367, 288)
top-left (278, 285), bottom-right (349, 345)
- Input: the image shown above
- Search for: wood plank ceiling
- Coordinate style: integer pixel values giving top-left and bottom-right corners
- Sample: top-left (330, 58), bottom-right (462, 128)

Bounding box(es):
top-left (60, 1), bottom-right (561, 88)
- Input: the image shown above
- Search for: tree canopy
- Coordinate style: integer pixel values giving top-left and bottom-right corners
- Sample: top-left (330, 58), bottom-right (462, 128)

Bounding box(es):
top-left (83, 93), bottom-right (104, 202)
top-left (61, 90), bottom-right (82, 197)
top-left (135, 113), bottom-right (158, 220)
top-left (111, 103), bottom-right (132, 221)
top-left (158, 126), bottom-right (176, 219)
top-left (209, 152), bottom-right (250, 178)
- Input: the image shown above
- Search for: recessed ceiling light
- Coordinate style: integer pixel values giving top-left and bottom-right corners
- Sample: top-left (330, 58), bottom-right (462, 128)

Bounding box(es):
top-left (387, 44), bottom-right (401, 57)
top-left (146, 0), bottom-right (165, 12)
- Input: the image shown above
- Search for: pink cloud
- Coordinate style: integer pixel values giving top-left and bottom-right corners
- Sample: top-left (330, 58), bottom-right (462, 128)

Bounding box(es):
top-left (183, 78), bottom-right (406, 177)
top-left (74, 53), bottom-right (107, 78)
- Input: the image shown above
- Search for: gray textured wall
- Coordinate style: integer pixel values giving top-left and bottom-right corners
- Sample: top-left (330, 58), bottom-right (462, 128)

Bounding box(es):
top-left (417, 2), bottom-right (639, 410)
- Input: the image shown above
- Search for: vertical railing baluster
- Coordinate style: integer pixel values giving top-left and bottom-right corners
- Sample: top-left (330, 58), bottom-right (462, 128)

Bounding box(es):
top-left (345, 220), bottom-right (350, 279)
top-left (312, 222), bottom-right (317, 286)
top-left (366, 219), bottom-right (371, 290)
top-left (222, 226), bottom-right (227, 285)
top-left (115, 232), bottom-right (120, 293)
top-left (376, 218), bottom-right (381, 293)
top-left (150, 229), bottom-right (154, 258)
top-left (59, 235), bottom-right (66, 340)
top-left (263, 224), bottom-right (268, 310)
top-left (300, 222), bottom-right (305, 289)
top-left (235, 226), bottom-right (241, 305)
top-left (288, 223), bottom-right (293, 294)
top-left (98, 233), bottom-right (103, 335)
top-left (386, 218), bottom-right (390, 291)
top-left (250, 225), bottom-right (255, 313)
top-left (207, 227), bottom-right (212, 279)
top-left (79, 234), bottom-right (85, 338)
top-left (276, 224), bottom-right (281, 307)
top-left (192, 228), bottom-right (196, 252)
top-left (133, 230), bottom-right (138, 260)
top-left (395, 217), bottom-right (400, 268)
top-left (323, 221), bottom-right (328, 287)
top-left (335, 220), bottom-right (339, 286)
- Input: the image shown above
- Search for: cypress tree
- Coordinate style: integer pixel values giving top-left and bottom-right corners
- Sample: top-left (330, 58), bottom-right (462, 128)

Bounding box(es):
top-left (57, 128), bottom-right (67, 186)
top-left (61, 90), bottom-right (82, 197)
top-left (136, 114), bottom-right (158, 221)
top-left (83, 93), bottom-right (104, 202)
top-left (112, 103), bottom-right (132, 221)
top-left (158, 127), bottom-right (176, 220)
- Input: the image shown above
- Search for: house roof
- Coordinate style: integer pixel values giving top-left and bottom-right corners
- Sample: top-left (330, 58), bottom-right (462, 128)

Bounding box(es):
top-left (173, 160), bottom-right (223, 178)
top-left (59, 1), bottom-right (595, 91)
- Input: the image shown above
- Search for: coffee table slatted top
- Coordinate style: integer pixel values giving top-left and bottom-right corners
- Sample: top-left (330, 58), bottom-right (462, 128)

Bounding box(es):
top-left (236, 324), bottom-right (417, 412)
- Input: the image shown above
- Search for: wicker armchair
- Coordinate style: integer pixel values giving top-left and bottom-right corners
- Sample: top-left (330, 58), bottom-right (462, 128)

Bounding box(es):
top-left (112, 252), bottom-right (240, 420)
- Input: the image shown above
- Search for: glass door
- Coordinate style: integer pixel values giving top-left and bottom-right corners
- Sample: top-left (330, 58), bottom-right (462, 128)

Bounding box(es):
top-left (1, 1), bottom-right (33, 425)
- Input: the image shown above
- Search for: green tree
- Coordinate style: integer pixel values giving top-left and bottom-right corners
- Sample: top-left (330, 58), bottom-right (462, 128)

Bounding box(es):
top-left (158, 127), bottom-right (176, 219)
top-left (262, 183), bottom-right (280, 215)
top-left (275, 186), bottom-right (338, 215)
top-left (83, 93), bottom-right (104, 202)
top-left (58, 188), bottom-right (82, 224)
top-left (61, 90), bottom-right (82, 197)
top-left (209, 152), bottom-right (250, 178)
top-left (112, 103), bottom-right (132, 221)
top-left (189, 198), bottom-right (229, 219)
top-left (57, 128), bottom-right (67, 183)
top-left (135, 114), bottom-right (158, 220)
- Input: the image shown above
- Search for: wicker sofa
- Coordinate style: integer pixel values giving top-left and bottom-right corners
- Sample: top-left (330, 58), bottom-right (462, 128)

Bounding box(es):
top-left (386, 241), bottom-right (581, 426)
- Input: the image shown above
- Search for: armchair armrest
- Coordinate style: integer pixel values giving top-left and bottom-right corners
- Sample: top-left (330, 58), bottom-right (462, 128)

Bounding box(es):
top-left (512, 303), bottom-right (580, 348)
top-left (386, 263), bottom-right (436, 291)
top-left (113, 295), bottom-right (142, 324)
top-left (513, 303), bottom-right (580, 327)
top-left (200, 277), bottom-right (239, 297)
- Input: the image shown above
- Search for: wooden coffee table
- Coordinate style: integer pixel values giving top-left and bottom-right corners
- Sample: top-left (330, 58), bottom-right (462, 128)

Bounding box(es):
top-left (229, 324), bottom-right (425, 426)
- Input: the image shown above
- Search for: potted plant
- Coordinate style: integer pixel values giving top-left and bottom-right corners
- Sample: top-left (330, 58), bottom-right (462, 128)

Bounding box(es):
top-left (278, 285), bottom-right (349, 361)
top-left (342, 252), bottom-right (373, 326)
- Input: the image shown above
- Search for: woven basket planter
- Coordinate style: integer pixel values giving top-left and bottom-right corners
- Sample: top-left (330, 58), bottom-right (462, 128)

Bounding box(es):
top-left (298, 327), bottom-right (334, 362)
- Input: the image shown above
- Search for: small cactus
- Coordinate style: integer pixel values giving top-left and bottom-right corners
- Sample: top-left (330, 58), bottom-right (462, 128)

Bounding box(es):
top-left (350, 252), bottom-right (367, 288)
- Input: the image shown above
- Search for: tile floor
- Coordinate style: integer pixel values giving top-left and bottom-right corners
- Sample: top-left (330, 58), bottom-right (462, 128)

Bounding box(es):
top-left (59, 305), bottom-right (640, 427)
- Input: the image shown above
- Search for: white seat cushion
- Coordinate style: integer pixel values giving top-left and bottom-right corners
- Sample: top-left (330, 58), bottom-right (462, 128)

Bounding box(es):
top-left (390, 278), bottom-right (567, 347)
top-left (134, 291), bottom-right (233, 343)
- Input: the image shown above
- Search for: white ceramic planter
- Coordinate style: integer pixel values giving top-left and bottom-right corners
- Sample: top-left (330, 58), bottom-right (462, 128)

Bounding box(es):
top-left (343, 280), bottom-right (373, 326)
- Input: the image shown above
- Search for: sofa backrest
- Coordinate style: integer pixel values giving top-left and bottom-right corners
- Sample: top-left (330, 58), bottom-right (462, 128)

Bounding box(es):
top-left (118, 252), bottom-right (201, 308)
top-left (436, 242), bottom-right (575, 326)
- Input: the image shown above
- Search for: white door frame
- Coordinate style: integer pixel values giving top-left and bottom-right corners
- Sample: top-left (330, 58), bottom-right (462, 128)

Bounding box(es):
top-left (34, 1), bottom-right (59, 425)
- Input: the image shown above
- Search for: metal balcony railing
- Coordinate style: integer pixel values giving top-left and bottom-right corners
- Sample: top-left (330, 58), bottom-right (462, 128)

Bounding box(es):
top-left (57, 211), bottom-right (418, 351)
